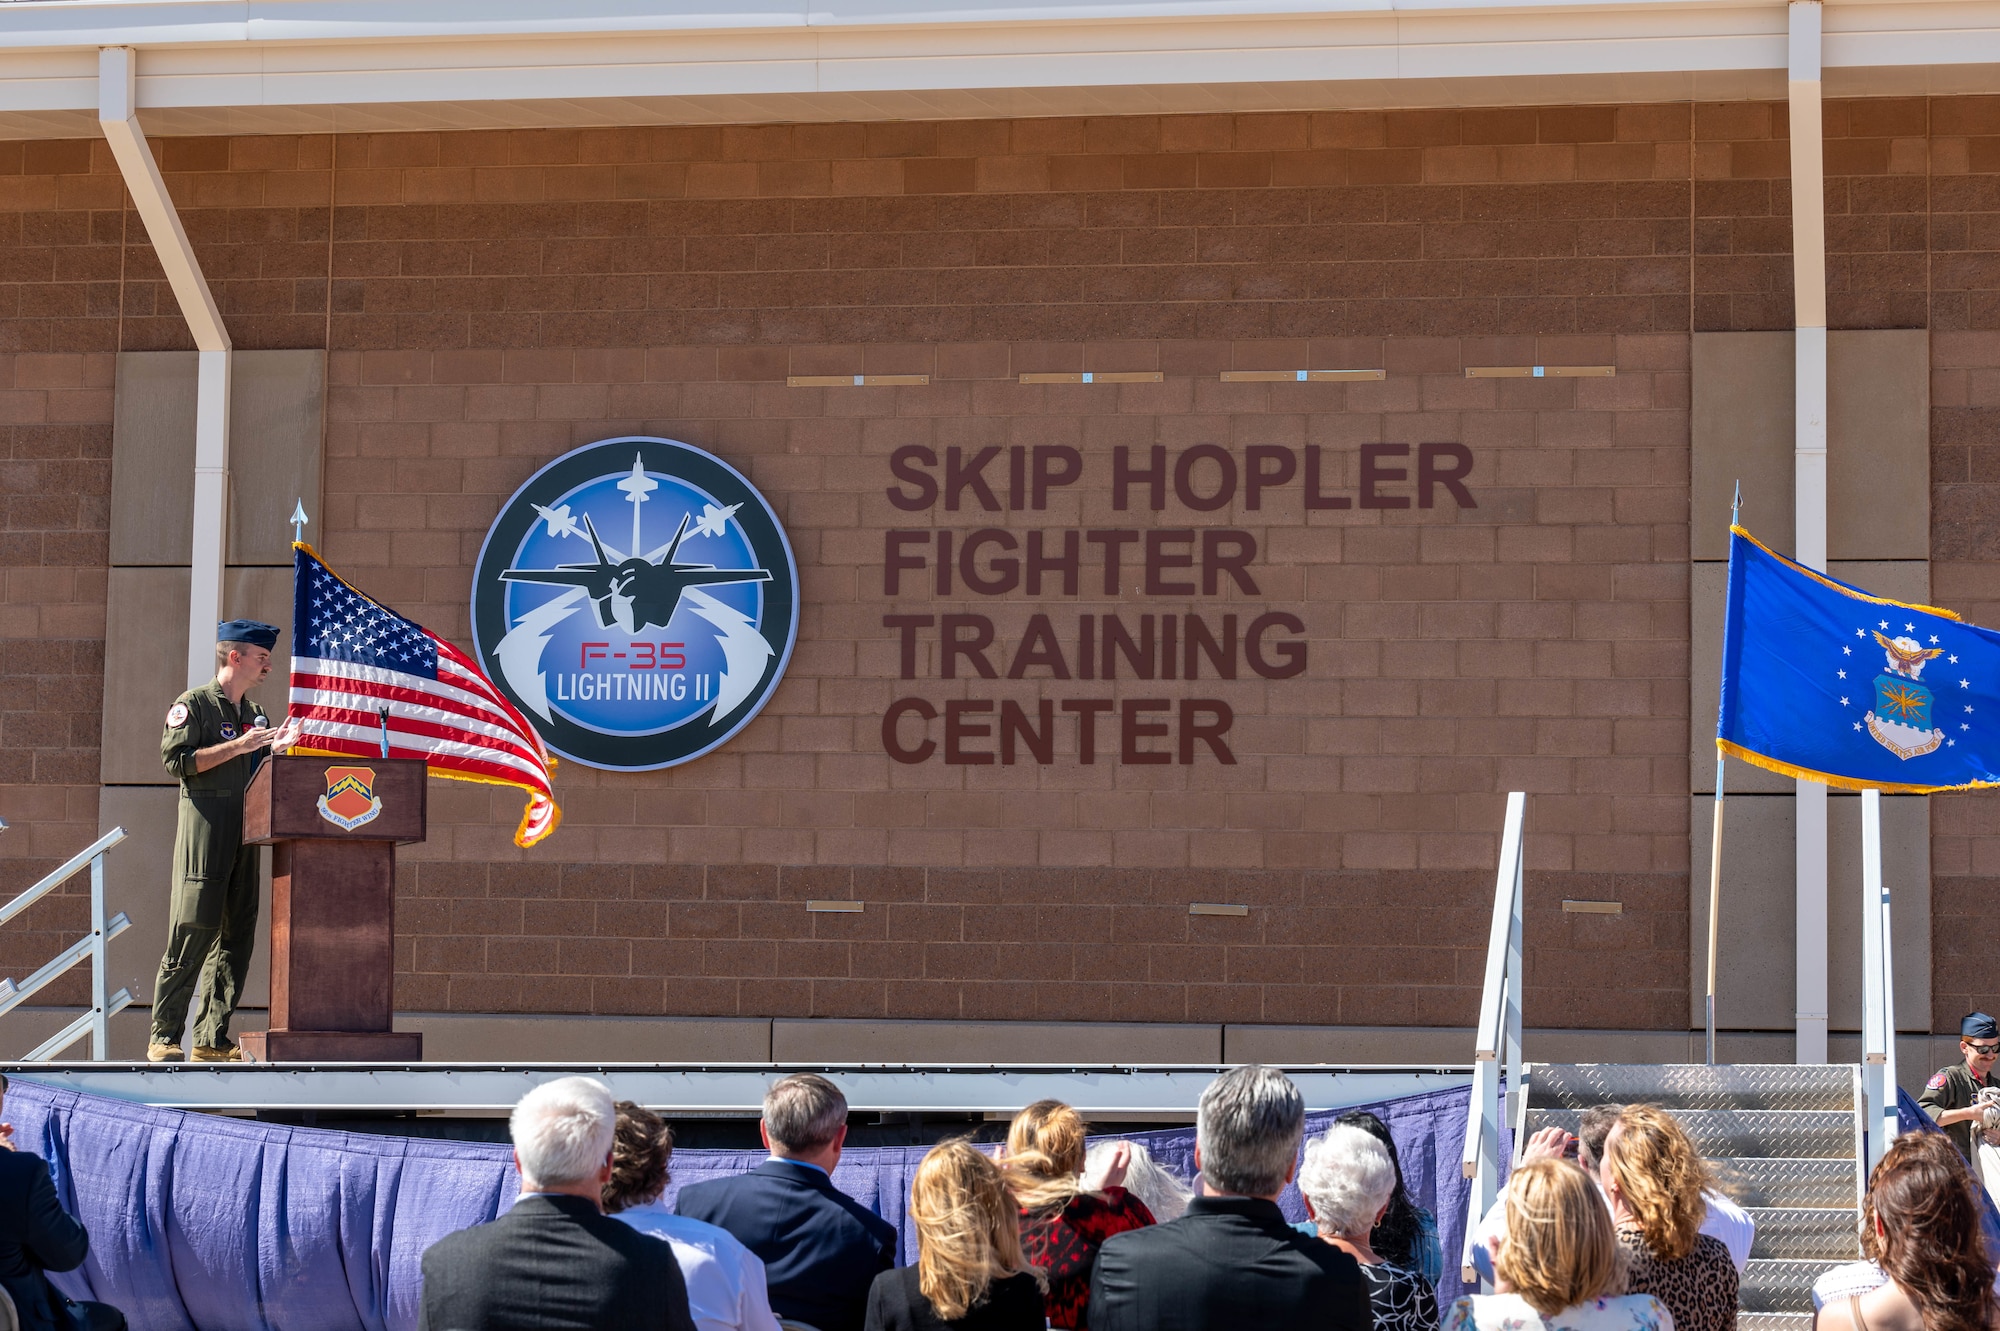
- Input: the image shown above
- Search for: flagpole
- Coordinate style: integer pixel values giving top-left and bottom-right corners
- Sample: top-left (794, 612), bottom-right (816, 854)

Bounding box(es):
top-left (1707, 481), bottom-right (1741, 1067)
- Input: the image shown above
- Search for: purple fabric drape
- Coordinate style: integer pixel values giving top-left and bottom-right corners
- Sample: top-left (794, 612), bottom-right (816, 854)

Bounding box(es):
top-left (5, 1076), bottom-right (1471, 1331)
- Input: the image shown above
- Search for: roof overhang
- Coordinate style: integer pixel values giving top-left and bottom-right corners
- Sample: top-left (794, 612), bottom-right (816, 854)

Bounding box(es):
top-left (0, 0), bottom-right (1994, 139)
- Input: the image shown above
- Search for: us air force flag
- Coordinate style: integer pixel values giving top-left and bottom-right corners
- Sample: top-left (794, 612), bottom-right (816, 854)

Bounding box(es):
top-left (1718, 526), bottom-right (2000, 793)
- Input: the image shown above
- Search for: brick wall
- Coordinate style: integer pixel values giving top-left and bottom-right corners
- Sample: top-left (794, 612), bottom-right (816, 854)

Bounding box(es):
top-left (330, 331), bottom-right (1690, 1027)
top-left (0, 99), bottom-right (1991, 1032)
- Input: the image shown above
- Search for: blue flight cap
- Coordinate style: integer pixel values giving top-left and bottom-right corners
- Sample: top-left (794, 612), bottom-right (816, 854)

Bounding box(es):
top-left (1964, 1012), bottom-right (1999, 1040)
top-left (216, 619), bottom-right (280, 650)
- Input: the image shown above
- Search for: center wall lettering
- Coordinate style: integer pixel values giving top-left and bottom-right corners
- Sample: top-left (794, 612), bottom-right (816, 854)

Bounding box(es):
top-left (877, 441), bottom-right (1478, 767)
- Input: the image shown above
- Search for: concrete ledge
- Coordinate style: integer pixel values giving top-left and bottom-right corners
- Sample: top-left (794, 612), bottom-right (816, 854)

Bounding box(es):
top-left (771, 1019), bottom-right (1222, 1064)
top-left (10, 1012), bottom-right (1953, 1101)
top-left (402, 1013), bottom-right (773, 1063)
top-left (1226, 1025), bottom-right (1788, 1066)
top-left (369, 1019), bottom-right (1975, 1088)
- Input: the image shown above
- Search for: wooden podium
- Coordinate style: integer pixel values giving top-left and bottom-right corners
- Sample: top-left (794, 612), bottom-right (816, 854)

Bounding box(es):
top-left (238, 755), bottom-right (426, 1062)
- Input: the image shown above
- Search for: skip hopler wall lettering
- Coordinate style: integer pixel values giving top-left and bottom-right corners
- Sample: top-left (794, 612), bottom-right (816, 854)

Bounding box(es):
top-left (879, 441), bottom-right (1478, 765)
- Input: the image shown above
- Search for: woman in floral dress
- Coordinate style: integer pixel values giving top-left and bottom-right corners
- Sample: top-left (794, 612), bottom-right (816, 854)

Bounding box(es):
top-left (1445, 1158), bottom-right (1674, 1331)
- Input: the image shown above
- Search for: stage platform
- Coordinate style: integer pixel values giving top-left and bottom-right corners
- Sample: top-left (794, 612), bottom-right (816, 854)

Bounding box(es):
top-left (1, 1063), bottom-right (1471, 1116)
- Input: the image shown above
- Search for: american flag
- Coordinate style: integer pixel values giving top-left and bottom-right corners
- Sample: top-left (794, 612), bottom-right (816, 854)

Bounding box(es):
top-left (288, 544), bottom-right (560, 848)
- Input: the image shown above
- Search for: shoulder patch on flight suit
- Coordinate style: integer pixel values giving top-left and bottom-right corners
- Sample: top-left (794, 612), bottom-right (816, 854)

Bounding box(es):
top-left (1930, 1071), bottom-right (1950, 1090)
top-left (166, 703), bottom-right (189, 727)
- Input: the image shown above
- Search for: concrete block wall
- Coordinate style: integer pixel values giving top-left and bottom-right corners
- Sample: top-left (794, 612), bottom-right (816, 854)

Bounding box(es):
top-left (0, 99), bottom-right (1995, 1053)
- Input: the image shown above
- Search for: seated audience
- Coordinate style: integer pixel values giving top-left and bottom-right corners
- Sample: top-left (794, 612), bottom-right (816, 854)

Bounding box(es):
top-left (677, 1073), bottom-right (896, 1331)
top-left (1445, 1158), bottom-right (1670, 1331)
top-left (1002, 1100), bottom-right (1154, 1329)
top-left (419, 1076), bottom-right (695, 1331)
top-left (1087, 1064), bottom-right (1372, 1331)
top-left (603, 1101), bottom-right (781, 1331)
top-left (1600, 1104), bottom-right (1737, 1331)
top-left (1813, 1131), bottom-right (2000, 1331)
top-left (1334, 1109), bottom-right (1445, 1289)
top-left (1082, 1140), bottom-right (1192, 1222)
top-left (864, 1139), bottom-right (1045, 1331)
top-left (0, 1075), bottom-right (126, 1331)
top-left (1300, 1123), bottom-right (1440, 1331)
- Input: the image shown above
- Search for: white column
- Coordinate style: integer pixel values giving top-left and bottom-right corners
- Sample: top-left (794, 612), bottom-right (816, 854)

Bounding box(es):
top-left (97, 46), bottom-right (233, 690)
top-left (1789, 1), bottom-right (1830, 1065)
top-left (191, 351), bottom-right (231, 687)
top-left (1861, 788), bottom-right (1886, 1165)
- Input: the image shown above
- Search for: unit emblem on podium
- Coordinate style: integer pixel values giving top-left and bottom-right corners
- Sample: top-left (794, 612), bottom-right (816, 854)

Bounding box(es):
top-left (317, 765), bottom-right (384, 830)
top-left (470, 436), bottom-right (800, 772)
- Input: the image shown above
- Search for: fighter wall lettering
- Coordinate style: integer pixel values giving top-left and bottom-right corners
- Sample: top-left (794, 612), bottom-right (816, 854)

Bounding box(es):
top-left (876, 441), bottom-right (1477, 766)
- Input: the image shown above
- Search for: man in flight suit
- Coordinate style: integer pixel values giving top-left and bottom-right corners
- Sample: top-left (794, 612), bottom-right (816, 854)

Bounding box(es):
top-left (1919, 1010), bottom-right (2000, 1160)
top-left (148, 621), bottom-right (301, 1064)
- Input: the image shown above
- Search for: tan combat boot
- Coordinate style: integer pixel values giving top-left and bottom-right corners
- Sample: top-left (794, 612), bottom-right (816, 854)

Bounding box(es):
top-left (146, 1041), bottom-right (183, 1063)
top-left (190, 1043), bottom-right (244, 1062)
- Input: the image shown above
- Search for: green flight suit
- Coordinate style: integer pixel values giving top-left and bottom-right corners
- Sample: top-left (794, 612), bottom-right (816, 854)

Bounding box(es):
top-left (151, 680), bottom-right (271, 1050)
top-left (1919, 1060), bottom-right (2000, 1160)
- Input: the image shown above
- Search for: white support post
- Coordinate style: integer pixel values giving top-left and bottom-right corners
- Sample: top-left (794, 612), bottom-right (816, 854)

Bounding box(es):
top-left (1789, 0), bottom-right (1831, 1067)
top-left (1861, 788), bottom-right (1886, 1169)
top-left (97, 46), bottom-right (232, 690)
top-left (1876, 794), bottom-right (1900, 1151)
top-left (191, 349), bottom-right (231, 687)
top-left (1462, 792), bottom-right (1526, 1286)
top-left (89, 850), bottom-right (107, 1060)
top-left (1504, 844), bottom-right (1523, 1105)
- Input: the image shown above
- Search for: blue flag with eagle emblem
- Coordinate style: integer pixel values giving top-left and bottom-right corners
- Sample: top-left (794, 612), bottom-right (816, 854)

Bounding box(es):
top-left (1719, 526), bottom-right (2000, 793)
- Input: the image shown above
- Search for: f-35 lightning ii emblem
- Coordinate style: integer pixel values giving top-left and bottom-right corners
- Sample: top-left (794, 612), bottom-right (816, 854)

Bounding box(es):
top-left (470, 438), bottom-right (800, 772)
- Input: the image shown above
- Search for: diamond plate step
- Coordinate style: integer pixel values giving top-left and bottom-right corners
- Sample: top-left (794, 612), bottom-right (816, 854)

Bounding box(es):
top-left (1712, 1157), bottom-right (1864, 1209)
top-left (1527, 1064), bottom-right (1856, 1112)
top-left (1525, 1108), bottom-right (1858, 1160)
top-left (1741, 1315), bottom-right (1815, 1331)
top-left (1747, 1208), bottom-right (1864, 1261)
top-left (1513, 1065), bottom-right (1865, 1316)
top-left (1742, 1260), bottom-right (1851, 1313)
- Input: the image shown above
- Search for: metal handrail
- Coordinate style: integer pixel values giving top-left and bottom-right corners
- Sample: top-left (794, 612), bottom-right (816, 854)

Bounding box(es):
top-left (1859, 789), bottom-right (1898, 1171)
top-left (0, 826), bottom-right (132, 1060)
top-left (0, 826), bottom-right (125, 926)
top-left (1460, 792), bottom-right (1526, 1284)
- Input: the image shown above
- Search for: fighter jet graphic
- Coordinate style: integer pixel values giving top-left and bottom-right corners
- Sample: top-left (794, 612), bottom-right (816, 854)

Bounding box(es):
top-left (500, 510), bottom-right (772, 634)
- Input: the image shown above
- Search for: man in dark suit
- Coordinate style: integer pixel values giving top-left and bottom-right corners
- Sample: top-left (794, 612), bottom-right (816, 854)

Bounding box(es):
top-left (1088, 1065), bottom-right (1373, 1331)
top-left (676, 1073), bottom-right (895, 1331)
top-left (0, 1075), bottom-right (125, 1331)
top-left (419, 1076), bottom-right (695, 1331)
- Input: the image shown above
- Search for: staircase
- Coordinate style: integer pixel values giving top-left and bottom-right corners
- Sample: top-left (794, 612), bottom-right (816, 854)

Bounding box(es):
top-left (1521, 1063), bottom-right (1867, 1331)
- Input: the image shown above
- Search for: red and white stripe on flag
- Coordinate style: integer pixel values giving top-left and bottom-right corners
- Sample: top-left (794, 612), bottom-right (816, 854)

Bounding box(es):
top-left (288, 544), bottom-right (561, 847)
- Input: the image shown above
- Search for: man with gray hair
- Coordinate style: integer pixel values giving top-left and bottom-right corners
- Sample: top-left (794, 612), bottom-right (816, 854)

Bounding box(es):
top-left (1088, 1065), bottom-right (1372, 1331)
top-left (676, 1073), bottom-right (895, 1331)
top-left (418, 1076), bottom-right (696, 1330)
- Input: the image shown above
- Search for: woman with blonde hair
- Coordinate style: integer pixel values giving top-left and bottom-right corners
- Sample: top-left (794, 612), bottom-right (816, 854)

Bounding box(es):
top-left (1002, 1100), bottom-right (1154, 1328)
top-left (1443, 1158), bottom-right (1671, 1331)
top-left (864, 1139), bottom-right (1045, 1331)
top-left (1599, 1104), bottom-right (1737, 1331)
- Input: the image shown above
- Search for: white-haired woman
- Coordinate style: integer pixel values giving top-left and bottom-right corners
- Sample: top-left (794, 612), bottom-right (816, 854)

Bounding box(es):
top-left (1300, 1123), bottom-right (1441, 1331)
top-left (1082, 1139), bottom-right (1193, 1223)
